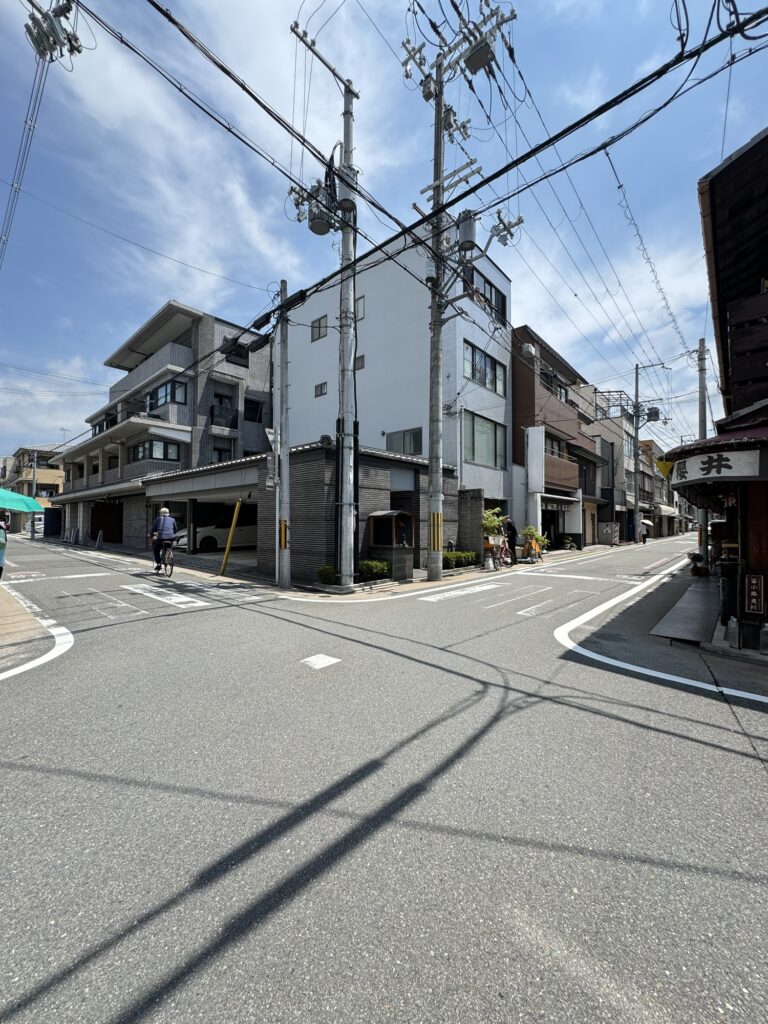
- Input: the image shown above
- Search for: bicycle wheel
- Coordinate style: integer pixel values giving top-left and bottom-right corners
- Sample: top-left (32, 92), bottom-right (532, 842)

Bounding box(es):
top-left (163, 546), bottom-right (174, 578)
top-left (499, 545), bottom-right (513, 567)
top-left (491, 548), bottom-right (501, 571)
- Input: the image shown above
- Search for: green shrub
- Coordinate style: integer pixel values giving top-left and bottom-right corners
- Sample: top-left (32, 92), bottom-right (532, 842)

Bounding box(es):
top-left (359, 559), bottom-right (391, 581)
top-left (523, 525), bottom-right (549, 548)
top-left (443, 550), bottom-right (481, 569)
top-left (317, 564), bottom-right (337, 585)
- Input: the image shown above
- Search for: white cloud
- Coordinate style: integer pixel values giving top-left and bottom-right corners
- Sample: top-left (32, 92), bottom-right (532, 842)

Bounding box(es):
top-left (558, 65), bottom-right (607, 114)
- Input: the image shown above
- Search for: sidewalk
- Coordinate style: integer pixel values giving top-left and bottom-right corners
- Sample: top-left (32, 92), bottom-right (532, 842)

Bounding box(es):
top-left (0, 583), bottom-right (54, 676)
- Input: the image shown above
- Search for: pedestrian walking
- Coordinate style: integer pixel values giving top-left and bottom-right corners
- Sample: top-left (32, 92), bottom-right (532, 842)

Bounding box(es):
top-left (0, 520), bottom-right (7, 580)
top-left (641, 521), bottom-right (648, 544)
top-left (503, 516), bottom-right (518, 564)
top-left (148, 506), bottom-right (177, 572)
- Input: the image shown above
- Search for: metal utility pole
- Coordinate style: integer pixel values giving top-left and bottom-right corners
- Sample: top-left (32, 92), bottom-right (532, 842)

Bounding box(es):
top-left (427, 54), bottom-right (445, 582)
top-left (698, 336), bottom-right (709, 561)
top-left (278, 279), bottom-right (291, 588)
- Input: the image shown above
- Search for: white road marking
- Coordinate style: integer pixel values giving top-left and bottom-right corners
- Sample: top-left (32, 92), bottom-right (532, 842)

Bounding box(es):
top-left (0, 585), bottom-right (74, 681)
top-left (121, 584), bottom-right (210, 608)
top-left (553, 557), bottom-right (768, 706)
top-left (5, 559), bottom-right (18, 567)
top-left (12, 572), bottom-right (114, 583)
top-left (484, 586), bottom-right (552, 610)
top-left (528, 573), bottom-right (614, 582)
top-left (517, 599), bottom-right (554, 617)
top-left (301, 654), bottom-right (341, 670)
top-left (419, 583), bottom-right (502, 602)
top-left (87, 588), bottom-right (147, 617)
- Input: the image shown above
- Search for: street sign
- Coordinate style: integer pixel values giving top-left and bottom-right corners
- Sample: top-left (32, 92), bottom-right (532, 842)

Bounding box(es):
top-left (745, 574), bottom-right (764, 615)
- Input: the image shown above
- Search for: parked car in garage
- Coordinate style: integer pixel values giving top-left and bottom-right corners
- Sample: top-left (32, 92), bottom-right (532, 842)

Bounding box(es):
top-left (174, 507), bottom-right (258, 553)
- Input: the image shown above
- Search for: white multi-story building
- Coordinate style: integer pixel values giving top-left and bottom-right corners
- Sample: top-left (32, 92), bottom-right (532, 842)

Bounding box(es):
top-left (286, 231), bottom-right (513, 537)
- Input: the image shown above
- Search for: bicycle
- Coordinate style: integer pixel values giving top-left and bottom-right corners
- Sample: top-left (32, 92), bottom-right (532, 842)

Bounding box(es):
top-left (498, 538), bottom-right (516, 567)
top-left (160, 539), bottom-right (174, 578)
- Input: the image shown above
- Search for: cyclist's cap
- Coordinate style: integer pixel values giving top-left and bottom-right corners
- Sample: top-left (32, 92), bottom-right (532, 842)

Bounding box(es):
top-left (160, 507), bottom-right (170, 514)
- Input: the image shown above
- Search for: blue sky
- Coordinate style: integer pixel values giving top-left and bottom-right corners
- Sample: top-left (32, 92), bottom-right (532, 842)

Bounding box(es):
top-left (1, 0), bottom-right (766, 457)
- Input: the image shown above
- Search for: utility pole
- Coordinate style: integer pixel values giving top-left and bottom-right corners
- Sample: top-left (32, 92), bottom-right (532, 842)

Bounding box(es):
top-left (278, 279), bottom-right (291, 589)
top-left (30, 449), bottom-right (37, 541)
top-left (633, 364), bottom-right (641, 544)
top-left (338, 82), bottom-right (357, 591)
top-left (290, 23), bottom-right (358, 590)
top-left (698, 336), bottom-right (709, 561)
top-left (427, 54), bottom-right (445, 581)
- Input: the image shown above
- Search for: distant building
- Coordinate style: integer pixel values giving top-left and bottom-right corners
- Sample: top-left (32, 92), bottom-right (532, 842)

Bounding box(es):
top-left (51, 300), bottom-right (272, 547)
top-left (3, 445), bottom-right (65, 530)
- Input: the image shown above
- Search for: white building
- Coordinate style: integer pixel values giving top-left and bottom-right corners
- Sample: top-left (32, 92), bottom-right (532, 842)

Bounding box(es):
top-left (286, 230), bottom-right (513, 534)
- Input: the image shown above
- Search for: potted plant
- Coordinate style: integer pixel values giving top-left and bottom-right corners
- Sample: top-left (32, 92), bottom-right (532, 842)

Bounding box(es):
top-left (482, 506), bottom-right (506, 546)
top-left (687, 551), bottom-right (709, 576)
top-left (562, 535), bottom-right (577, 551)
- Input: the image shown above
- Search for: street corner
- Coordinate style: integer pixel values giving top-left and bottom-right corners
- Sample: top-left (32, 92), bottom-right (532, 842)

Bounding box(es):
top-left (0, 584), bottom-right (73, 680)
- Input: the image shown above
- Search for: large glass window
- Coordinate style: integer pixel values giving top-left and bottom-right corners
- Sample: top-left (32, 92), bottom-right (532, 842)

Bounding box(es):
top-left (128, 441), bottom-right (181, 462)
top-left (463, 268), bottom-right (507, 323)
top-left (386, 427), bottom-right (422, 455)
top-left (463, 411), bottom-right (506, 469)
top-left (463, 340), bottom-right (507, 396)
top-left (544, 434), bottom-right (563, 457)
top-left (146, 380), bottom-right (187, 410)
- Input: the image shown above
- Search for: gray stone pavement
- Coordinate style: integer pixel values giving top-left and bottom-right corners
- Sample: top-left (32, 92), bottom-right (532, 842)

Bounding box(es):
top-left (0, 535), bottom-right (765, 1023)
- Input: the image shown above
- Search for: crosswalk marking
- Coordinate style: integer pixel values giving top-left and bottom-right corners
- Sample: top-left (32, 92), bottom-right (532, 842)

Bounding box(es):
top-left (121, 584), bottom-right (210, 608)
top-left (419, 583), bottom-right (502, 602)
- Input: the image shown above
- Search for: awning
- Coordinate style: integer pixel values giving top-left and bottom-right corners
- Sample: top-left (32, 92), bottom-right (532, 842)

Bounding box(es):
top-left (655, 504), bottom-right (677, 517)
top-left (540, 492), bottom-right (580, 510)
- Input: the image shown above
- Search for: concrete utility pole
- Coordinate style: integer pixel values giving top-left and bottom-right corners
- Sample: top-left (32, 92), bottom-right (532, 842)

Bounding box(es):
top-left (634, 364), bottom-right (641, 543)
top-left (338, 82), bottom-right (357, 591)
top-left (698, 336), bottom-right (709, 561)
top-left (427, 54), bottom-right (446, 582)
top-left (30, 449), bottom-right (37, 541)
top-left (278, 279), bottom-right (291, 589)
top-left (290, 22), bottom-right (358, 590)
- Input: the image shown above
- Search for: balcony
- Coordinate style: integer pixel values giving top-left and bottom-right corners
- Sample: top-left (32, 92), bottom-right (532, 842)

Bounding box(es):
top-left (545, 453), bottom-right (579, 490)
top-left (210, 405), bottom-right (238, 431)
top-left (108, 341), bottom-right (194, 403)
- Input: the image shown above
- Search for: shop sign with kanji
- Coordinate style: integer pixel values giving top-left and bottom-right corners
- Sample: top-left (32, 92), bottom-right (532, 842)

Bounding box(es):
top-left (672, 449), bottom-right (760, 486)
top-left (745, 575), bottom-right (764, 615)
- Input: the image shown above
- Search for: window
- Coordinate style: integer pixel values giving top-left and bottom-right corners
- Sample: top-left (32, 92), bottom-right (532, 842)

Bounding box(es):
top-left (128, 441), bottom-right (181, 462)
top-left (355, 295), bottom-right (365, 321)
top-left (463, 268), bottom-right (507, 323)
top-left (463, 340), bottom-right (507, 396)
top-left (91, 462), bottom-right (99, 476)
top-left (146, 380), bottom-right (187, 410)
top-left (213, 392), bottom-right (233, 407)
top-left (544, 434), bottom-right (563, 458)
top-left (311, 315), bottom-right (328, 342)
top-left (107, 455), bottom-right (119, 470)
top-left (355, 354), bottom-right (365, 371)
top-left (212, 440), bottom-right (233, 463)
top-left (463, 411), bottom-right (506, 469)
top-left (315, 382), bottom-right (327, 397)
top-left (244, 397), bottom-right (264, 423)
top-left (386, 427), bottom-right (422, 456)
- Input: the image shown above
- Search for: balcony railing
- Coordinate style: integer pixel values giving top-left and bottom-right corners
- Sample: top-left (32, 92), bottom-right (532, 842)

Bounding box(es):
top-left (210, 405), bottom-right (238, 429)
top-left (544, 452), bottom-right (579, 490)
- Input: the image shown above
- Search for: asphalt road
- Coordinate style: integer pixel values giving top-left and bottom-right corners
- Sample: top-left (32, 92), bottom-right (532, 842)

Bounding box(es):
top-left (0, 536), bottom-right (766, 1024)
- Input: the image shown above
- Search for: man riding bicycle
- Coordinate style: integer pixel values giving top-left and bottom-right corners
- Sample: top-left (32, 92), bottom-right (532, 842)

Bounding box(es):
top-left (149, 506), bottom-right (177, 573)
